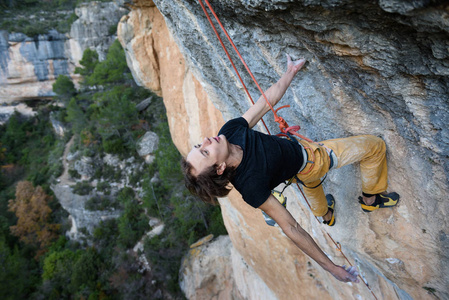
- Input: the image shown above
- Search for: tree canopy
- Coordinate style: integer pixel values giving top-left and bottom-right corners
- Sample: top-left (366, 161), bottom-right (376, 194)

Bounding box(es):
top-left (52, 75), bottom-right (76, 104)
top-left (8, 181), bottom-right (60, 258)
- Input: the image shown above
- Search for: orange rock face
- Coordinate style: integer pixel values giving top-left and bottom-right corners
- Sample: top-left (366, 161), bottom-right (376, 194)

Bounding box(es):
top-left (118, 1), bottom-right (223, 156)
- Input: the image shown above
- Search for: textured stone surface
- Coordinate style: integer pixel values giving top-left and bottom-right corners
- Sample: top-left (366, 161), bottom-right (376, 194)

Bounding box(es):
top-left (180, 236), bottom-right (237, 300)
top-left (52, 183), bottom-right (121, 240)
top-left (52, 136), bottom-right (144, 241)
top-left (118, 1), bottom-right (224, 155)
top-left (74, 156), bottom-right (96, 179)
top-left (0, 0), bottom-right (127, 104)
top-left (0, 29), bottom-right (70, 102)
top-left (0, 103), bottom-right (35, 125)
top-left (136, 96), bottom-right (153, 111)
top-left (69, 0), bottom-right (128, 62)
top-left (120, 1), bottom-right (448, 299)
top-left (180, 234), bottom-right (307, 300)
top-left (136, 131), bottom-right (159, 157)
top-left (50, 111), bottom-right (68, 137)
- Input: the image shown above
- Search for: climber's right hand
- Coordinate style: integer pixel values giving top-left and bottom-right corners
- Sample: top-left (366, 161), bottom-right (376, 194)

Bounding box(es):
top-left (330, 265), bottom-right (360, 283)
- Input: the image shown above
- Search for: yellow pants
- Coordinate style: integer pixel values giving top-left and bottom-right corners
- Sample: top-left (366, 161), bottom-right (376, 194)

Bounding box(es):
top-left (296, 135), bottom-right (388, 217)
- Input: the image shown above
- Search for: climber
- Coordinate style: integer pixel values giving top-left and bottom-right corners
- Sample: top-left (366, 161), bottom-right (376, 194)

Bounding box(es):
top-left (181, 54), bottom-right (399, 283)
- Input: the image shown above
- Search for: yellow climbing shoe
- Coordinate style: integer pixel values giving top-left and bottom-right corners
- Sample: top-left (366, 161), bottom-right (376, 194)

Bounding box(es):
top-left (323, 194), bottom-right (335, 226)
top-left (262, 190), bottom-right (287, 226)
top-left (358, 192), bottom-right (399, 212)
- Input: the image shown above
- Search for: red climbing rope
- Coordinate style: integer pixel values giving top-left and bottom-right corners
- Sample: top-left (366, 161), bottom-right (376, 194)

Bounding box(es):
top-left (197, 0), bottom-right (270, 134)
top-left (198, 1), bottom-right (378, 299)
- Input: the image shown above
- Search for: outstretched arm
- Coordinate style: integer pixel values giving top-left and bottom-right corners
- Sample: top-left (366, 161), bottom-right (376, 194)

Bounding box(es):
top-left (242, 55), bottom-right (306, 129)
top-left (259, 195), bottom-right (360, 283)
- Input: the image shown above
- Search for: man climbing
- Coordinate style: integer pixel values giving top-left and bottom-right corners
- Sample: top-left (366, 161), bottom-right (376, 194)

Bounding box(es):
top-left (181, 55), bottom-right (399, 283)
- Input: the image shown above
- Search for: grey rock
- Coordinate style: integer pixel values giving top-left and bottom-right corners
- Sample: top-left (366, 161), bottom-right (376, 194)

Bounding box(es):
top-left (103, 153), bottom-right (121, 166)
top-left (136, 131), bottom-right (159, 157)
top-left (125, 156), bottom-right (135, 164)
top-left (378, 0), bottom-right (428, 14)
top-left (66, 151), bottom-right (79, 162)
top-left (150, 172), bottom-right (160, 184)
top-left (70, 0), bottom-right (128, 60)
top-left (0, 1), bottom-right (128, 103)
top-left (0, 104), bottom-right (36, 125)
top-left (50, 111), bottom-right (67, 137)
top-left (0, 30), bottom-right (10, 83)
top-left (52, 184), bottom-right (121, 240)
top-left (74, 156), bottom-right (95, 178)
top-left (18, 31), bottom-right (68, 81)
top-left (0, 113), bottom-right (10, 124)
top-left (136, 96), bottom-right (153, 111)
top-left (8, 32), bottom-right (27, 43)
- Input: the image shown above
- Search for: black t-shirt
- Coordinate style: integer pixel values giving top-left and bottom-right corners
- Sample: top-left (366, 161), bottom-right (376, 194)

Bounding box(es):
top-left (218, 117), bottom-right (304, 208)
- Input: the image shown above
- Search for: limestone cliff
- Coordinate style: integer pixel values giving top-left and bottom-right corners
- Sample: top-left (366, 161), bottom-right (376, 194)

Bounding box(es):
top-left (0, 1), bottom-right (127, 106)
top-left (118, 1), bottom-right (449, 299)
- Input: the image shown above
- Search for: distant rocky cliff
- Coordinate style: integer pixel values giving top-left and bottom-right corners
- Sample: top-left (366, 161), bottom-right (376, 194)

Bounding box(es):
top-left (118, 1), bottom-right (449, 299)
top-left (0, 0), bottom-right (127, 118)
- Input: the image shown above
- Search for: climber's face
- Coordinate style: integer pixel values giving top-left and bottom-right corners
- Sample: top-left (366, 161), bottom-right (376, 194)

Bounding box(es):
top-left (186, 135), bottom-right (229, 176)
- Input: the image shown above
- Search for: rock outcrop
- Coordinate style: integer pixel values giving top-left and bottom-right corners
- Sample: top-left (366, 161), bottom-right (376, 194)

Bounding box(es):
top-left (117, 0), bottom-right (223, 153)
top-left (68, 0), bottom-right (129, 62)
top-left (136, 131), bottom-right (159, 164)
top-left (0, 29), bottom-right (71, 102)
top-left (0, 0), bottom-right (127, 113)
top-left (52, 184), bottom-right (122, 240)
top-left (118, 1), bottom-right (448, 299)
top-left (52, 134), bottom-right (149, 241)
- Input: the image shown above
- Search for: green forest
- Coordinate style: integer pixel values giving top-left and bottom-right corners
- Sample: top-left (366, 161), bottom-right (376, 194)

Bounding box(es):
top-left (0, 38), bottom-right (226, 299)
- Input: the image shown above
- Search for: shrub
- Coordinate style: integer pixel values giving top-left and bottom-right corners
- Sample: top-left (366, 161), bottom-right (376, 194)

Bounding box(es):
top-left (92, 218), bottom-right (118, 249)
top-left (96, 181), bottom-right (110, 192)
top-left (153, 122), bottom-right (183, 187)
top-left (75, 48), bottom-right (99, 82)
top-left (53, 75), bottom-right (76, 105)
top-left (85, 195), bottom-right (118, 211)
top-left (108, 24), bottom-right (116, 35)
top-left (88, 40), bottom-right (131, 86)
top-left (42, 249), bottom-right (80, 281)
top-left (68, 169), bottom-right (81, 180)
top-left (128, 167), bottom-right (144, 186)
top-left (102, 138), bottom-right (125, 155)
top-left (65, 98), bottom-right (86, 134)
top-left (47, 140), bottom-right (65, 179)
top-left (69, 248), bottom-right (101, 294)
top-left (71, 181), bottom-right (93, 195)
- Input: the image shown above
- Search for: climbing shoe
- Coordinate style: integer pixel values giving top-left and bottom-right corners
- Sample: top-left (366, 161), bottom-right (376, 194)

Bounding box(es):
top-left (262, 190), bottom-right (287, 226)
top-left (323, 194), bottom-right (335, 226)
top-left (358, 192), bottom-right (399, 212)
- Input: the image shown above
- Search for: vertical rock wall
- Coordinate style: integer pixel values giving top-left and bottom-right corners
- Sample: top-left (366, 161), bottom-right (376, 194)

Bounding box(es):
top-left (117, 0), bottom-right (223, 154)
top-left (118, 1), bottom-right (449, 299)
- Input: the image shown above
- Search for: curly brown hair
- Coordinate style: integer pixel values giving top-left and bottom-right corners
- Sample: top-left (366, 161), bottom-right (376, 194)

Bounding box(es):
top-left (181, 157), bottom-right (236, 205)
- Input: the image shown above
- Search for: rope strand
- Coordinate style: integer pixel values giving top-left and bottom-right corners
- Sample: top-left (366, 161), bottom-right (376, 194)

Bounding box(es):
top-left (197, 0), bottom-right (270, 134)
top-left (200, 0), bottom-right (291, 133)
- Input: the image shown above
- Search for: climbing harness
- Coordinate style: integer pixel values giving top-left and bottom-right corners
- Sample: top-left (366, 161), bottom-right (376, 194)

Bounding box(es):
top-left (277, 131), bottom-right (328, 188)
top-left (197, 1), bottom-right (379, 299)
